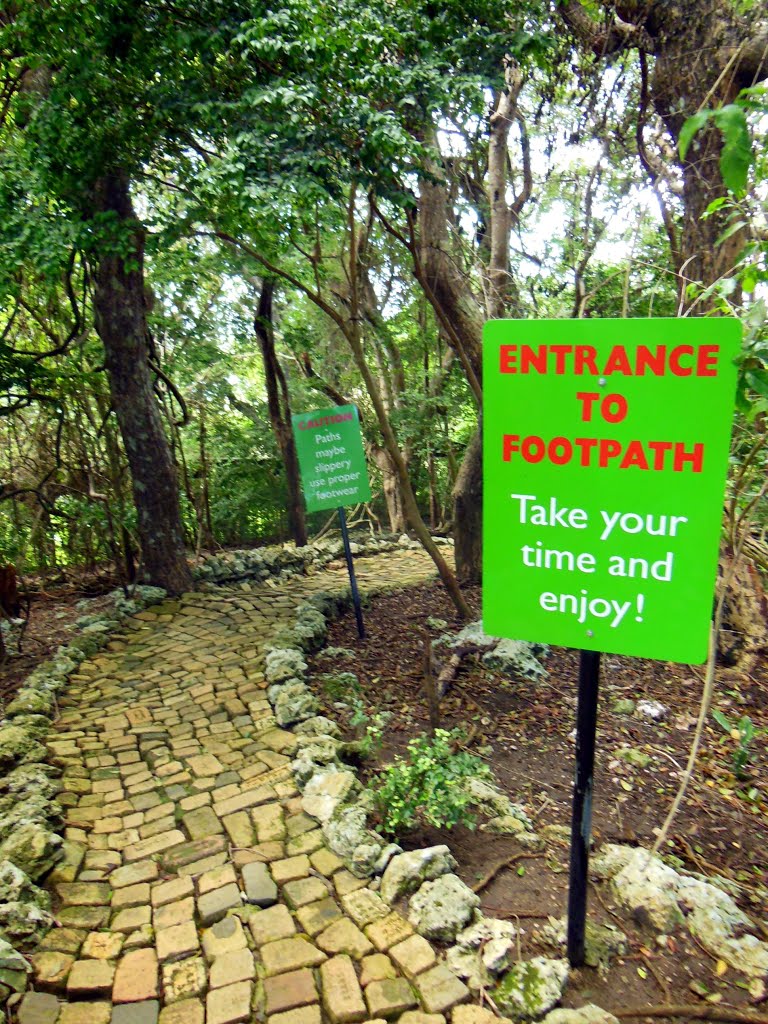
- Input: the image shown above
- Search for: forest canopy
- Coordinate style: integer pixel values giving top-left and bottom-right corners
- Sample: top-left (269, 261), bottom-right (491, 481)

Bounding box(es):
top-left (0, 0), bottom-right (766, 601)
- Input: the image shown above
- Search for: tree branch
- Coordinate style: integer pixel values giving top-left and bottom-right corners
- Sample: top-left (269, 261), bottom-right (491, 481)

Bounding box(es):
top-left (202, 230), bottom-right (347, 332)
top-left (295, 352), bottom-right (349, 407)
top-left (560, 0), bottom-right (653, 58)
top-left (636, 51), bottom-right (682, 276)
top-left (148, 358), bottom-right (189, 427)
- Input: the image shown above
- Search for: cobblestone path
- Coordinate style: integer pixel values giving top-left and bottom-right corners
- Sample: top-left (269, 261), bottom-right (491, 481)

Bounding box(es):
top-left (22, 550), bottom-right (470, 1024)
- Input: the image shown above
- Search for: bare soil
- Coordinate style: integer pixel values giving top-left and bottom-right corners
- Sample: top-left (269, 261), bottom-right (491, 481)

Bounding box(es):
top-left (308, 579), bottom-right (768, 1020)
top-left (1, 586), bottom-right (116, 703)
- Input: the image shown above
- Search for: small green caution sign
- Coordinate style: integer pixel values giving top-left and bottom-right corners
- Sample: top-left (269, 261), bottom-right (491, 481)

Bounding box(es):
top-left (483, 318), bottom-right (739, 664)
top-left (292, 405), bottom-right (371, 513)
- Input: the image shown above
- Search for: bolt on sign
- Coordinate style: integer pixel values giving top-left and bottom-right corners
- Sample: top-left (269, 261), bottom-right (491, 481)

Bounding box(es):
top-left (483, 318), bottom-right (740, 664)
top-left (292, 404), bottom-right (371, 513)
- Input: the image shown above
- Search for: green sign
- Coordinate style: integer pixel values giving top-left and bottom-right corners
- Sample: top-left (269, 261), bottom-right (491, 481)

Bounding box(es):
top-left (483, 318), bottom-right (740, 664)
top-left (292, 404), bottom-right (371, 513)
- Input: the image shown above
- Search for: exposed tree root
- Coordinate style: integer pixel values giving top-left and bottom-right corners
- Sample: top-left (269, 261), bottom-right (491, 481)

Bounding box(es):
top-left (471, 852), bottom-right (544, 894)
top-left (436, 649), bottom-right (468, 698)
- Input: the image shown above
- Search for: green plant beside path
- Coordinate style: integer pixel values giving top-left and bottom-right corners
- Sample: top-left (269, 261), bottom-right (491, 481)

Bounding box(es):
top-left (367, 728), bottom-right (491, 835)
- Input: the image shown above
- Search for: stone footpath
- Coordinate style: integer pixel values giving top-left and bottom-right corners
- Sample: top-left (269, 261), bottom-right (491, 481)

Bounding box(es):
top-left (18, 550), bottom-right (484, 1024)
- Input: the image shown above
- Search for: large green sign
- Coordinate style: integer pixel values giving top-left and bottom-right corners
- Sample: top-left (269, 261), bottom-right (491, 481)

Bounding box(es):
top-left (292, 404), bottom-right (371, 513)
top-left (483, 318), bottom-right (740, 664)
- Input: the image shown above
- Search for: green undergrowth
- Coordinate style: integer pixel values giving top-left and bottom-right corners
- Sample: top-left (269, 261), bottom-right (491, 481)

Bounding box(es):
top-left (366, 728), bottom-right (491, 835)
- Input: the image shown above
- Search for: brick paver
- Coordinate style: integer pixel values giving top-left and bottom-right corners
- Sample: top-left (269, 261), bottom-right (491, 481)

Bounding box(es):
top-left (18, 548), bottom-right (477, 1024)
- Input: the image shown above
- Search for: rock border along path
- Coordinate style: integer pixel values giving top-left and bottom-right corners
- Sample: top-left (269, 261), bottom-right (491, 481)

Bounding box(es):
top-left (21, 549), bottom-right (480, 1024)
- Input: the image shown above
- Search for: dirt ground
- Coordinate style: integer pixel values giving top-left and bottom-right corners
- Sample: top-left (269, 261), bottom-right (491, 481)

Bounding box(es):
top-left (308, 578), bottom-right (768, 1019)
top-left (0, 586), bottom-right (116, 703)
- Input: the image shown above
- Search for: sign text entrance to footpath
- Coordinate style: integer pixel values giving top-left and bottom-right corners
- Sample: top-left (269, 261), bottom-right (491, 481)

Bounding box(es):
top-left (482, 317), bottom-right (739, 965)
top-left (292, 404), bottom-right (371, 638)
top-left (483, 318), bottom-right (739, 664)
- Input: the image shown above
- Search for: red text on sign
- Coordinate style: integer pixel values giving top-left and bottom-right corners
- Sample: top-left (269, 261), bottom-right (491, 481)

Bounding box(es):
top-left (502, 435), bottom-right (704, 472)
top-left (499, 343), bottom-right (720, 377)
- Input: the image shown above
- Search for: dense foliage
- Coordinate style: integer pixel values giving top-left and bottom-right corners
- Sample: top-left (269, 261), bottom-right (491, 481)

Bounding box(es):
top-left (0, 0), bottom-right (765, 586)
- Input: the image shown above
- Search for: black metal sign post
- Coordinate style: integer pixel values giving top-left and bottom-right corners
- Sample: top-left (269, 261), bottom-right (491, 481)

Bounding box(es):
top-left (567, 648), bottom-right (602, 967)
top-left (337, 506), bottom-right (365, 640)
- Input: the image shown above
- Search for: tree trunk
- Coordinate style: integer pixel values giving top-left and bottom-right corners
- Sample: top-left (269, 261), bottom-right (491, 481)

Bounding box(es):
top-left (427, 451), bottom-right (439, 529)
top-left (453, 426), bottom-right (483, 584)
top-left (416, 142), bottom-right (485, 581)
top-left (487, 61), bottom-right (529, 320)
top-left (168, 408), bottom-right (197, 548)
top-left (418, 150), bottom-right (484, 394)
top-left (562, 0), bottom-right (768, 305)
top-left (371, 444), bottom-right (406, 533)
top-left (345, 326), bottom-right (471, 619)
top-left (95, 390), bottom-right (137, 584)
top-left (412, 97), bottom-right (532, 581)
top-left (91, 171), bottom-right (192, 596)
top-left (651, 39), bottom-right (750, 304)
top-left (345, 192), bottom-right (470, 619)
top-left (197, 406), bottom-right (215, 550)
top-left (253, 280), bottom-right (308, 547)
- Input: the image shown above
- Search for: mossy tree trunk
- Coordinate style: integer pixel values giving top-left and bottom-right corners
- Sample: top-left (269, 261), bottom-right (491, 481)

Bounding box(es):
top-left (91, 172), bottom-right (192, 596)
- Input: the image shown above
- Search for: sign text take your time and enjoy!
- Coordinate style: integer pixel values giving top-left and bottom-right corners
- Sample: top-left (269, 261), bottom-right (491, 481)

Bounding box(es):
top-left (484, 320), bottom-right (740, 667)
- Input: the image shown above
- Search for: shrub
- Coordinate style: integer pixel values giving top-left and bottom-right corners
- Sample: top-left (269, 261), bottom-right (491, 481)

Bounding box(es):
top-left (367, 728), bottom-right (490, 836)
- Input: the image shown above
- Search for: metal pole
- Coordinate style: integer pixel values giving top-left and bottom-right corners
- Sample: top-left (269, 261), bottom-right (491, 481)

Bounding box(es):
top-left (567, 648), bottom-right (601, 967)
top-left (337, 507), bottom-right (365, 639)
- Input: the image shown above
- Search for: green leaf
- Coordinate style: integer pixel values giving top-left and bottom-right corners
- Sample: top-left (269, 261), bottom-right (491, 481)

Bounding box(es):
top-left (679, 111), bottom-right (711, 160)
top-left (713, 105), bottom-right (752, 195)
top-left (741, 267), bottom-right (758, 292)
top-left (712, 709), bottom-right (732, 733)
top-left (745, 368), bottom-right (768, 398)
top-left (715, 219), bottom-right (746, 246)
top-left (703, 196), bottom-right (728, 217)
top-left (718, 276), bottom-right (737, 297)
